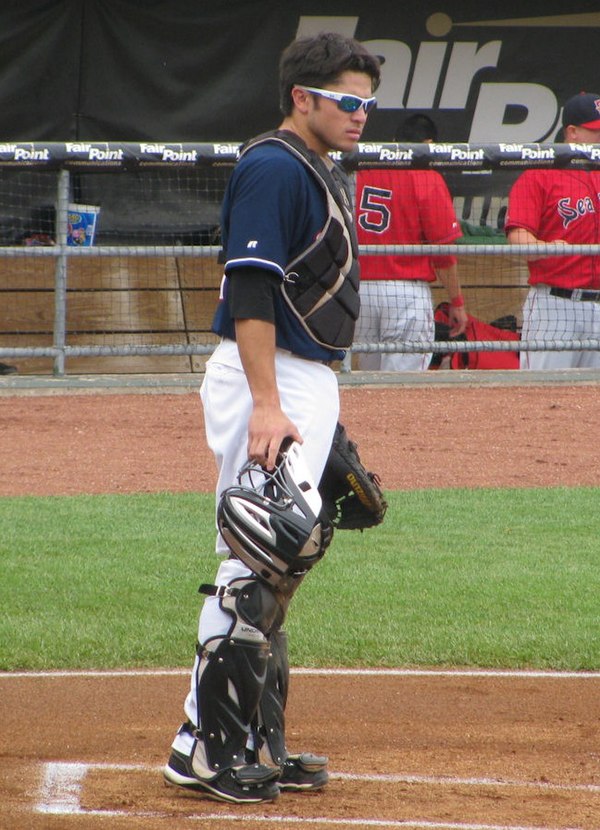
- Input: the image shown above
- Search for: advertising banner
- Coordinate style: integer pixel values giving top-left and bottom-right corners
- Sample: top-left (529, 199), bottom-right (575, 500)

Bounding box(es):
top-left (0, 2), bottom-right (598, 143)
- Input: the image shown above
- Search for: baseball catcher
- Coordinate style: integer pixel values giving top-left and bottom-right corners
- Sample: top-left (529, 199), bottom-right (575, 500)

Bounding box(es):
top-left (318, 422), bottom-right (387, 530)
top-left (163, 29), bottom-right (382, 806)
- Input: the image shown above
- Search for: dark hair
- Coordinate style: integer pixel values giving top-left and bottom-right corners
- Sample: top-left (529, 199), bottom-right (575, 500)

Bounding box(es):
top-left (279, 32), bottom-right (381, 116)
top-left (394, 113), bottom-right (438, 142)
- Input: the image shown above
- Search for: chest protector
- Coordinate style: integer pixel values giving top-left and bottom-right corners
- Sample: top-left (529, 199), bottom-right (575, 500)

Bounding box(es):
top-left (240, 130), bottom-right (360, 350)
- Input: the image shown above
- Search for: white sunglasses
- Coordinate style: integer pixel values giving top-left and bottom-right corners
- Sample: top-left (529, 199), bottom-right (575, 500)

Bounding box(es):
top-left (297, 85), bottom-right (377, 114)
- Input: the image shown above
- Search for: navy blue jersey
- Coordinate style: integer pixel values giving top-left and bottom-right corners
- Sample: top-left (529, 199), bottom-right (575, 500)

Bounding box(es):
top-left (212, 141), bottom-right (346, 362)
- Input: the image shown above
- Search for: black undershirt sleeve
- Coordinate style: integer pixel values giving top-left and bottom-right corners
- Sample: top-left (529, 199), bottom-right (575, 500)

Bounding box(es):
top-left (227, 267), bottom-right (280, 324)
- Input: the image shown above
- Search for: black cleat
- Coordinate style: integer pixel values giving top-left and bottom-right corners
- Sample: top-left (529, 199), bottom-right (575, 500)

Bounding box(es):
top-left (164, 748), bottom-right (280, 804)
top-left (278, 752), bottom-right (329, 792)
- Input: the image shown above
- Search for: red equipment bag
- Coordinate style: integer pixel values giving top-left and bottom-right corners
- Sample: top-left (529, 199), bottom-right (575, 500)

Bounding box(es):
top-left (433, 302), bottom-right (520, 370)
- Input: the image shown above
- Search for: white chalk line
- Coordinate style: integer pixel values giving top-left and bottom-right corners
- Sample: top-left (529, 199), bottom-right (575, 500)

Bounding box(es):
top-left (34, 760), bottom-right (599, 830)
top-left (4, 667), bottom-right (600, 679)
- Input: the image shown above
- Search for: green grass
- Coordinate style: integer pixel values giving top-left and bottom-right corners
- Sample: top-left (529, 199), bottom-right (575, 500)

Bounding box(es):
top-left (1, 488), bottom-right (598, 671)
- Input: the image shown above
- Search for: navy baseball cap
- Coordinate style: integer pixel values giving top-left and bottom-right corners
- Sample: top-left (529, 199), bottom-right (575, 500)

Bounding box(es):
top-left (562, 92), bottom-right (600, 129)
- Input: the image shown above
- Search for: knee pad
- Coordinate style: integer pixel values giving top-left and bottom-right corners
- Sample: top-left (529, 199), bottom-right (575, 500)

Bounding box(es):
top-left (228, 577), bottom-right (287, 635)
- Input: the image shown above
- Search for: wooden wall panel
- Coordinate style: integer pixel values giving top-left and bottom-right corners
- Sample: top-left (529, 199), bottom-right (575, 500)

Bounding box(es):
top-left (0, 250), bottom-right (532, 374)
top-left (67, 257), bottom-right (180, 290)
top-left (181, 289), bottom-right (220, 331)
top-left (0, 258), bottom-right (55, 289)
top-left (176, 256), bottom-right (222, 289)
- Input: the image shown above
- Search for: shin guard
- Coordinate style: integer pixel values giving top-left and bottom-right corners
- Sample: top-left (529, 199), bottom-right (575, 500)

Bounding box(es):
top-left (252, 628), bottom-right (290, 766)
top-left (193, 577), bottom-right (283, 774)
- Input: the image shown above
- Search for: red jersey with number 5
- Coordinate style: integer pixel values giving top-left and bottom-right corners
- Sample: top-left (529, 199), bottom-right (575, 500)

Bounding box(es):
top-left (505, 169), bottom-right (600, 288)
top-left (355, 169), bottom-right (461, 281)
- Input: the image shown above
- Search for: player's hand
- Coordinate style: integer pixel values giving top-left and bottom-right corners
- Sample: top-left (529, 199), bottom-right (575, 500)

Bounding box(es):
top-left (448, 305), bottom-right (468, 337)
top-left (247, 404), bottom-right (303, 471)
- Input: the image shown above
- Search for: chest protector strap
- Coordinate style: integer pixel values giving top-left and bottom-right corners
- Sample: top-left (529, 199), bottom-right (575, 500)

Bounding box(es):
top-left (240, 130), bottom-right (360, 350)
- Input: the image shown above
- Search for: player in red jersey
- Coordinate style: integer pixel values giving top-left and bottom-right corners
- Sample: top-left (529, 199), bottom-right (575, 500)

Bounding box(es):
top-left (505, 92), bottom-right (600, 370)
top-left (354, 114), bottom-right (467, 371)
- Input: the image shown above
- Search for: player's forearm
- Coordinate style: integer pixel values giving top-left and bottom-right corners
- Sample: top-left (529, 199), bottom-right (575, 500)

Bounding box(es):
top-left (435, 264), bottom-right (468, 335)
top-left (235, 317), bottom-right (302, 468)
top-left (507, 227), bottom-right (539, 246)
top-left (507, 226), bottom-right (569, 262)
top-left (235, 318), bottom-right (280, 408)
top-left (434, 263), bottom-right (462, 303)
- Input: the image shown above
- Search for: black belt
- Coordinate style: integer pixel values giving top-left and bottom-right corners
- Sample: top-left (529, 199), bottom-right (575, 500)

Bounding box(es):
top-left (549, 287), bottom-right (600, 302)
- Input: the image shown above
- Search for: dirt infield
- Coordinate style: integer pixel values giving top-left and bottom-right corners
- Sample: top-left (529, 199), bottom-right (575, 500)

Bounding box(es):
top-left (3, 384), bottom-right (600, 495)
top-left (1, 383), bottom-right (599, 829)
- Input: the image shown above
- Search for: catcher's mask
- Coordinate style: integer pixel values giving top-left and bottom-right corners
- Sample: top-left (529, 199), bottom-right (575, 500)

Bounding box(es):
top-left (217, 439), bottom-right (330, 590)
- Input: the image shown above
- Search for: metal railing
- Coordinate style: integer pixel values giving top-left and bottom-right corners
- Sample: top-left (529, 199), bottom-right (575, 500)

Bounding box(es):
top-left (1, 142), bottom-right (599, 375)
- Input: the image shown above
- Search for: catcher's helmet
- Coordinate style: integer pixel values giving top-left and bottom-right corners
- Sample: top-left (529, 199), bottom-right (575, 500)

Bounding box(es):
top-left (217, 440), bottom-right (331, 590)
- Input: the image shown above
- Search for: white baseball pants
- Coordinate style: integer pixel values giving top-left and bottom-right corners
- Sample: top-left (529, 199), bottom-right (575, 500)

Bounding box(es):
top-left (175, 338), bottom-right (339, 747)
top-left (520, 285), bottom-right (600, 370)
top-left (354, 280), bottom-right (434, 371)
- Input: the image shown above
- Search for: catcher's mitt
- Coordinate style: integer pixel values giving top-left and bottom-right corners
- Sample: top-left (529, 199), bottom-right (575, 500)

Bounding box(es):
top-left (318, 422), bottom-right (387, 530)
